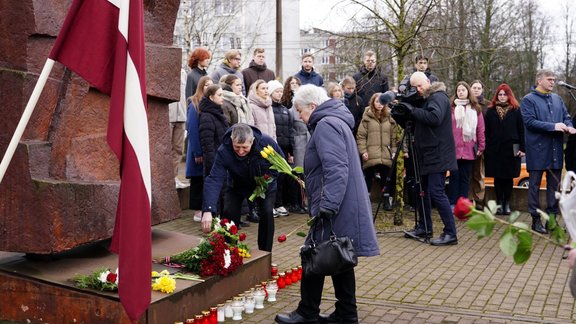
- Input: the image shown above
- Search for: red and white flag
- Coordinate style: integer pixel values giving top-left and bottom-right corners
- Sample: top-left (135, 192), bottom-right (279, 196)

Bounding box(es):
top-left (49, 0), bottom-right (151, 320)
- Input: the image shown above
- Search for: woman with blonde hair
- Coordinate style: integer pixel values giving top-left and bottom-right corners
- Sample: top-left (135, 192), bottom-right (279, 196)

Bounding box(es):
top-left (249, 79), bottom-right (276, 140)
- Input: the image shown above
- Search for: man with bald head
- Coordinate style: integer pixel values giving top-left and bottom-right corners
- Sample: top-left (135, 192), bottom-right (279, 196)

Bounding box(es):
top-left (403, 72), bottom-right (458, 246)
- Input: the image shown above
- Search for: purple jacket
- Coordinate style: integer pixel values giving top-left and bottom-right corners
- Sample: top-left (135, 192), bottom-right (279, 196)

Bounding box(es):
top-left (451, 109), bottom-right (485, 160)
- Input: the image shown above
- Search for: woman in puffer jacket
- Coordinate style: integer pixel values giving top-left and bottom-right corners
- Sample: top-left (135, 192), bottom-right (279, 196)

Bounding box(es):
top-left (356, 92), bottom-right (399, 210)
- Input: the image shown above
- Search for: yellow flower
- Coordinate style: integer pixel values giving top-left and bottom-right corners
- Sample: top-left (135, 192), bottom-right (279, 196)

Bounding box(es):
top-left (260, 151), bottom-right (268, 159)
top-left (152, 276), bottom-right (176, 294)
top-left (264, 146), bottom-right (273, 155)
top-left (266, 145), bottom-right (276, 155)
top-left (151, 271), bottom-right (159, 277)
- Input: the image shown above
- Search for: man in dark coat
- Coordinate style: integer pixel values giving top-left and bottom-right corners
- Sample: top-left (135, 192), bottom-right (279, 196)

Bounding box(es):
top-left (294, 54), bottom-right (324, 86)
top-left (413, 54), bottom-right (439, 83)
top-left (241, 48), bottom-right (276, 92)
top-left (404, 72), bottom-right (458, 246)
top-left (521, 69), bottom-right (576, 233)
top-left (353, 50), bottom-right (389, 107)
top-left (275, 85), bottom-right (379, 324)
top-left (200, 124), bottom-right (284, 252)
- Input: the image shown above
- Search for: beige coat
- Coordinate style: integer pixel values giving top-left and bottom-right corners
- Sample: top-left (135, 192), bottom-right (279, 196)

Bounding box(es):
top-left (356, 107), bottom-right (399, 169)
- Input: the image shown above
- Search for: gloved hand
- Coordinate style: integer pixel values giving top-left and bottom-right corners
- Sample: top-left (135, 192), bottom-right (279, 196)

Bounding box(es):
top-left (318, 207), bottom-right (335, 220)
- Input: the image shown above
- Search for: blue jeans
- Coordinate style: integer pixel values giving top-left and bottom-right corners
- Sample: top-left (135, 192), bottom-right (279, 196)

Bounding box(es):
top-left (448, 159), bottom-right (474, 205)
top-left (528, 169), bottom-right (561, 216)
top-left (417, 172), bottom-right (457, 236)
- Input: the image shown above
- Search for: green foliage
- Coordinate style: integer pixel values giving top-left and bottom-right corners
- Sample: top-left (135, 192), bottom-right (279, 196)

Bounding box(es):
top-left (73, 268), bottom-right (118, 292)
top-left (466, 213), bottom-right (495, 238)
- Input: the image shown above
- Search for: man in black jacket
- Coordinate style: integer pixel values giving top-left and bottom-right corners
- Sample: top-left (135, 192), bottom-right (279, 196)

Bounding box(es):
top-left (201, 124), bottom-right (284, 252)
top-left (404, 72), bottom-right (458, 246)
top-left (353, 50), bottom-right (389, 107)
top-left (241, 48), bottom-right (276, 92)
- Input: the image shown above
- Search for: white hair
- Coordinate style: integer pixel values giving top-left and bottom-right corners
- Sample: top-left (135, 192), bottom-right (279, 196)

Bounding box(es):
top-left (292, 84), bottom-right (330, 109)
top-left (230, 123), bottom-right (255, 143)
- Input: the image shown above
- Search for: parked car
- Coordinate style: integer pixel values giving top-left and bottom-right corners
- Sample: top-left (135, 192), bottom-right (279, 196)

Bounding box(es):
top-left (484, 157), bottom-right (546, 188)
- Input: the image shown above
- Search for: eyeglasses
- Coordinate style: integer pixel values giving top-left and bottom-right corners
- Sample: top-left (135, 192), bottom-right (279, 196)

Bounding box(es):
top-left (231, 57), bottom-right (241, 61)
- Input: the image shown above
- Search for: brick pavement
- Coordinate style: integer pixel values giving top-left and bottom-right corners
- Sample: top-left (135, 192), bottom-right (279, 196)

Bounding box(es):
top-left (156, 209), bottom-right (576, 324)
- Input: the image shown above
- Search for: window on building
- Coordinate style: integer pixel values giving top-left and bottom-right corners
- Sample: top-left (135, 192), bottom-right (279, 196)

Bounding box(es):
top-left (301, 48), bottom-right (311, 55)
top-left (321, 56), bottom-right (329, 64)
top-left (236, 38), bottom-right (242, 49)
top-left (192, 36), bottom-right (201, 48)
top-left (215, 0), bottom-right (234, 16)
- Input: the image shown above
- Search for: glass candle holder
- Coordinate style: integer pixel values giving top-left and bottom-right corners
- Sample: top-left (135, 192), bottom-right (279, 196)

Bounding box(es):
top-left (224, 300), bottom-right (234, 318)
top-left (244, 295), bottom-right (255, 313)
top-left (271, 263), bottom-right (279, 277)
top-left (231, 297), bottom-right (243, 321)
top-left (285, 270), bottom-right (293, 285)
top-left (216, 304), bottom-right (225, 323)
top-left (278, 272), bottom-right (286, 289)
top-left (267, 279), bottom-right (278, 302)
top-left (253, 286), bottom-right (266, 309)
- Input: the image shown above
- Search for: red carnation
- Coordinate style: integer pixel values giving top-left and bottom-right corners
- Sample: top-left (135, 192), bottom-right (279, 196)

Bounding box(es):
top-left (106, 272), bottom-right (117, 283)
top-left (220, 218), bottom-right (229, 226)
top-left (239, 233), bottom-right (247, 241)
top-left (229, 224), bottom-right (238, 235)
top-left (454, 197), bottom-right (474, 220)
top-left (278, 234), bottom-right (287, 243)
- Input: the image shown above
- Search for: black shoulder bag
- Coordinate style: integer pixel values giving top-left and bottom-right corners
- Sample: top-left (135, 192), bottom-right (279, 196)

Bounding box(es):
top-left (300, 217), bottom-right (358, 276)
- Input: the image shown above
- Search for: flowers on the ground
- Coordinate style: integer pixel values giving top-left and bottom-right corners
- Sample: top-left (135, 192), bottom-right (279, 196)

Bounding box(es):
top-left (152, 272), bottom-right (176, 294)
top-left (167, 218), bottom-right (247, 277)
top-left (276, 217), bottom-right (315, 243)
top-left (74, 268), bottom-right (119, 291)
top-left (455, 197), bottom-right (567, 264)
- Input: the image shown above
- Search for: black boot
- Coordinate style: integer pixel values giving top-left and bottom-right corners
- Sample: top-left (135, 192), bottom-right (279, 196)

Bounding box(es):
top-left (531, 214), bottom-right (548, 234)
top-left (503, 201), bottom-right (511, 215)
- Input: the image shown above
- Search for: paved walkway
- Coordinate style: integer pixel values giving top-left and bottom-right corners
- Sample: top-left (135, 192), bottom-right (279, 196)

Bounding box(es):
top-left (156, 208), bottom-right (576, 324)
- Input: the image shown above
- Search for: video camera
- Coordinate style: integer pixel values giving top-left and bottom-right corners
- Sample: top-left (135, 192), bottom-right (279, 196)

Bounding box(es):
top-left (378, 75), bottom-right (423, 129)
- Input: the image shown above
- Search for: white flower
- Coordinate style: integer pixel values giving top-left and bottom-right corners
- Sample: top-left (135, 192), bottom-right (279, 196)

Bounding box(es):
top-left (98, 270), bottom-right (111, 283)
top-left (225, 221), bottom-right (236, 231)
top-left (114, 268), bottom-right (119, 284)
top-left (223, 249), bottom-right (231, 269)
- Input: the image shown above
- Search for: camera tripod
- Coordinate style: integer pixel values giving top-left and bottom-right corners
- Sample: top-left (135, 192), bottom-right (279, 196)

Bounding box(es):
top-left (372, 121), bottom-right (430, 243)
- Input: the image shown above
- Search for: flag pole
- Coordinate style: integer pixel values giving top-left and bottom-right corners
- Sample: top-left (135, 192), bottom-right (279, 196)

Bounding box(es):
top-left (0, 58), bottom-right (55, 184)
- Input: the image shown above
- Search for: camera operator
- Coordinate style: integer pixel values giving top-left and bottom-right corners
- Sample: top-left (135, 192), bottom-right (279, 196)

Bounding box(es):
top-left (403, 71), bottom-right (458, 246)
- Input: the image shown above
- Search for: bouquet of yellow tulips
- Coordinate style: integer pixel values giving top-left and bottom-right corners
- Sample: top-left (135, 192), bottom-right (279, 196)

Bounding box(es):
top-left (260, 145), bottom-right (305, 189)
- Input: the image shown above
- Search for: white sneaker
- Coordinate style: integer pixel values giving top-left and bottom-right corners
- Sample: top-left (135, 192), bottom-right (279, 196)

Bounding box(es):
top-left (193, 211), bottom-right (202, 222)
top-left (175, 177), bottom-right (189, 189)
top-left (276, 206), bottom-right (289, 216)
top-left (273, 208), bottom-right (279, 218)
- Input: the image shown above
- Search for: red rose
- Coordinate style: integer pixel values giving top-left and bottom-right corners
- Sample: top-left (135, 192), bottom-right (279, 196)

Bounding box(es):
top-left (239, 233), bottom-right (247, 241)
top-left (263, 174), bottom-right (271, 180)
top-left (278, 234), bottom-right (287, 243)
top-left (454, 197), bottom-right (474, 220)
top-left (220, 218), bottom-right (229, 226)
top-left (106, 272), bottom-right (117, 283)
top-left (229, 224), bottom-right (238, 235)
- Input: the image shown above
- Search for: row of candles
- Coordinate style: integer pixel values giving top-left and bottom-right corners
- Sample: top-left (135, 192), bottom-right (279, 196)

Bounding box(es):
top-left (177, 264), bottom-right (302, 323)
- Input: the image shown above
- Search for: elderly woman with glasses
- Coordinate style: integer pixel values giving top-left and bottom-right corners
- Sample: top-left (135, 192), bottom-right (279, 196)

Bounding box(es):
top-left (484, 83), bottom-right (525, 216)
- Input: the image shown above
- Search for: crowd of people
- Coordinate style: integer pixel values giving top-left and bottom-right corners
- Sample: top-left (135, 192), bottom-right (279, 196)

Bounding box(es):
top-left (168, 47), bottom-right (576, 323)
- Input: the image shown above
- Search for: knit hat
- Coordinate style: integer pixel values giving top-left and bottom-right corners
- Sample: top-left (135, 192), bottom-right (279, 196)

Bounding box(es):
top-left (267, 80), bottom-right (284, 94)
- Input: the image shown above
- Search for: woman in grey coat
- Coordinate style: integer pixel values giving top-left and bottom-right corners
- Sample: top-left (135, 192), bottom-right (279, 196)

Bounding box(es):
top-left (275, 85), bottom-right (380, 324)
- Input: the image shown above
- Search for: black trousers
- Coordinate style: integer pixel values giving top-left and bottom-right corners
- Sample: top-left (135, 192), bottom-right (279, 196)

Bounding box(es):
top-left (188, 176), bottom-right (203, 210)
top-left (223, 187), bottom-right (276, 252)
top-left (296, 268), bottom-right (357, 318)
top-left (494, 178), bottom-right (513, 203)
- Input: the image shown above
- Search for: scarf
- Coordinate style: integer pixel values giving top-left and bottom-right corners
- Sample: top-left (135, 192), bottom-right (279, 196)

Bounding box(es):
top-left (454, 98), bottom-right (477, 142)
top-left (495, 101), bottom-right (510, 120)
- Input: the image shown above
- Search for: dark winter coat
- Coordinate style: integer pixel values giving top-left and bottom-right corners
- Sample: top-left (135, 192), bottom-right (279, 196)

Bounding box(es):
top-left (304, 98), bottom-right (380, 257)
top-left (353, 65), bottom-right (389, 107)
top-left (185, 67), bottom-right (208, 99)
top-left (242, 60), bottom-right (276, 92)
top-left (272, 101), bottom-right (295, 155)
top-left (521, 87), bottom-right (573, 171)
top-left (198, 96), bottom-right (230, 176)
top-left (185, 102), bottom-right (203, 178)
top-left (294, 67), bottom-right (324, 86)
top-left (484, 105), bottom-right (525, 178)
top-left (410, 82), bottom-right (457, 175)
top-left (290, 108), bottom-right (309, 168)
top-left (344, 92), bottom-right (365, 136)
top-left (202, 126), bottom-right (283, 214)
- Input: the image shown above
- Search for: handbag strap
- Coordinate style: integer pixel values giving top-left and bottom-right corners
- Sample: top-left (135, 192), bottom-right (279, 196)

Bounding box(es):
top-left (307, 217), bottom-right (338, 246)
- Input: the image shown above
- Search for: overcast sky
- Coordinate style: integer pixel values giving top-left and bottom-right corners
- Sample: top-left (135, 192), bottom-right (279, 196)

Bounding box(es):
top-left (300, 0), bottom-right (573, 69)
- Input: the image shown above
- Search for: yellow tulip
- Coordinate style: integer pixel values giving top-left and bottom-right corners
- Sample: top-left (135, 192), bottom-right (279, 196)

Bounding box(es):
top-left (260, 151), bottom-right (268, 159)
top-left (264, 146), bottom-right (273, 154)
